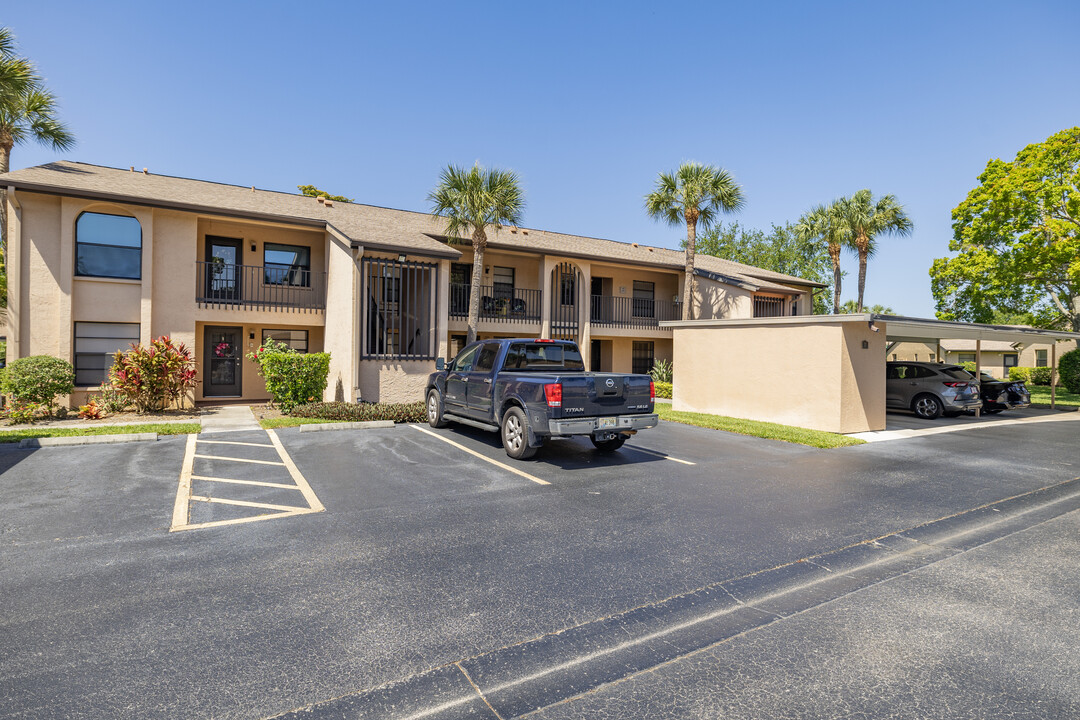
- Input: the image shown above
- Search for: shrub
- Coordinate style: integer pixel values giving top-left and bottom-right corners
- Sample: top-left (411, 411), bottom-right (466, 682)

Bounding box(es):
top-left (0, 355), bottom-right (75, 409)
top-left (78, 399), bottom-right (105, 419)
top-left (650, 359), bottom-right (673, 383)
top-left (654, 381), bottom-right (672, 399)
top-left (4, 402), bottom-right (47, 425)
top-left (96, 382), bottom-right (130, 413)
top-left (1029, 367), bottom-right (1054, 386)
top-left (247, 339), bottom-right (330, 412)
top-left (1008, 366), bottom-right (1032, 383)
top-left (1059, 348), bottom-right (1080, 394)
top-left (961, 361), bottom-right (977, 373)
top-left (290, 401), bottom-right (426, 423)
top-left (110, 336), bottom-right (199, 413)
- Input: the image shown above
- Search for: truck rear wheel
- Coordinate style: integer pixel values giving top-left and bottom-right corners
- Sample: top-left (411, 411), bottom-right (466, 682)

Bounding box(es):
top-left (501, 406), bottom-right (537, 460)
top-left (590, 435), bottom-right (626, 453)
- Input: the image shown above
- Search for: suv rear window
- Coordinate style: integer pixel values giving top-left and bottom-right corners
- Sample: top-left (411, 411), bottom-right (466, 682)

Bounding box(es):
top-left (942, 367), bottom-right (975, 381)
top-left (504, 343), bottom-right (585, 371)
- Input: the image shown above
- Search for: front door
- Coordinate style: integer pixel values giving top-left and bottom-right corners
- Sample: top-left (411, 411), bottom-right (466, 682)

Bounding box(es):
top-left (204, 326), bottom-right (243, 397)
top-left (206, 236), bottom-right (242, 303)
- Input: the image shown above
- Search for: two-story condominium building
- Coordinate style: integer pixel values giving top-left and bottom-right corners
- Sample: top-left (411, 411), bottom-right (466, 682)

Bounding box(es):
top-left (2, 162), bottom-right (824, 406)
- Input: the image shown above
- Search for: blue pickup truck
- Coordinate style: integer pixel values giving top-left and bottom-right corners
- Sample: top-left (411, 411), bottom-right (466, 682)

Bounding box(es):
top-left (425, 338), bottom-right (659, 459)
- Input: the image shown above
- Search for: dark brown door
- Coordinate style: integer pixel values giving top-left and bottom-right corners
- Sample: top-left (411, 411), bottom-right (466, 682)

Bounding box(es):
top-left (206, 236), bottom-right (242, 303)
top-left (204, 326), bottom-right (243, 397)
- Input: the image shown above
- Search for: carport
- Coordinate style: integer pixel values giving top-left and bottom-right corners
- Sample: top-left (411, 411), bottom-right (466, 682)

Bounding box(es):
top-left (663, 315), bottom-right (1080, 434)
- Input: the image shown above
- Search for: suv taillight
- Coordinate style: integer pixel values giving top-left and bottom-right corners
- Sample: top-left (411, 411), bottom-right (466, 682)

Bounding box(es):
top-left (942, 382), bottom-right (968, 387)
top-left (544, 383), bottom-right (562, 408)
top-left (650, 380), bottom-right (656, 403)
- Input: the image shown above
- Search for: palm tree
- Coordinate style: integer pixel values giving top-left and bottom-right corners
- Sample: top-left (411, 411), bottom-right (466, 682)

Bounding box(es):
top-left (0, 27), bottom-right (75, 273)
top-left (429, 163), bottom-right (525, 345)
top-left (645, 162), bottom-right (744, 320)
top-left (796, 201), bottom-right (850, 314)
top-left (840, 299), bottom-right (894, 315)
top-left (835, 189), bottom-right (912, 312)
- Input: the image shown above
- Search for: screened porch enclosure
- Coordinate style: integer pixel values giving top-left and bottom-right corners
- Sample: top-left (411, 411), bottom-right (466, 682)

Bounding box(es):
top-left (361, 257), bottom-right (438, 360)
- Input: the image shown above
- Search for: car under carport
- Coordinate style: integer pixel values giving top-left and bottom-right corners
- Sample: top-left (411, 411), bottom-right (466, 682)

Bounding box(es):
top-left (662, 314), bottom-right (1080, 434)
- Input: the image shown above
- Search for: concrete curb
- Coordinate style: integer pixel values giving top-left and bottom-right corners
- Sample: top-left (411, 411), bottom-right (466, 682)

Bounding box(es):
top-left (18, 432), bottom-right (159, 448)
top-left (298, 420), bottom-right (395, 433)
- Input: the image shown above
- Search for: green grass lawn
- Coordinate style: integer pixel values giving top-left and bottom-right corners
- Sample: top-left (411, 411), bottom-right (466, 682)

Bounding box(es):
top-left (1028, 385), bottom-right (1080, 407)
top-left (0, 423), bottom-right (202, 444)
top-left (259, 417), bottom-right (345, 429)
top-left (656, 405), bottom-right (865, 448)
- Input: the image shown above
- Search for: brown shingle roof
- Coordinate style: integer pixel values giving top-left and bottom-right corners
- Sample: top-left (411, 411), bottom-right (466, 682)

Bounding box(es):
top-left (2, 161), bottom-right (824, 291)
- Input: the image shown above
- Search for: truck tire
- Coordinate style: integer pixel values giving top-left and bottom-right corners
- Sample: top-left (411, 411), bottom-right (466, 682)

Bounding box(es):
top-left (590, 435), bottom-right (626, 453)
top-left (501, 406), bottom-right (537, 460)
top-left (427, 389), bottom-right (449, 428)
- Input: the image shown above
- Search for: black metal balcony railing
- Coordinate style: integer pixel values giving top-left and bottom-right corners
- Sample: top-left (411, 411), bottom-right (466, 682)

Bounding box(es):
top-left (450, 283), bottom-right (542, 322)
top-left (196, 261), bottom-right (327, 312)
top-left (590, 295), bottom-right (681, 329)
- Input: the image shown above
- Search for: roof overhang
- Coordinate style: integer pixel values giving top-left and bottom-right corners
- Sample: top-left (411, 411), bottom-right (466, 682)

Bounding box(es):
top-left (874, 315), bottom-right (1080, 344)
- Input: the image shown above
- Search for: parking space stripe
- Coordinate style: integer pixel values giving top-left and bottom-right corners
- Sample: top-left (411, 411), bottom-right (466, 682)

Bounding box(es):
top-left (266, 429), bottom-right (326, 512)
top-left (189, 495), bottom-right (310, 512)
top-left (624, 444), bottom-right (696, 466)
top-left (410, 425), bottom-right (551, 486)
top-left (170, 434), bottom-right (198, 530)
top-left (190, 475), bottom-right (299, 490)
top-left (179, 510), bottom-right (306, 531)
top-left (192, 454), bottom-right (286, 466)
top-left (196, 439), bottom-right (275, 448)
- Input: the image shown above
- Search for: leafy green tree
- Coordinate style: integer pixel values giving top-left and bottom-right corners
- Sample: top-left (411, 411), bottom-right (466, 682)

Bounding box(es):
top-left (0, 27), bottom-right (75, 304)
top-left (429, 163), bottom-right (525, 344)
top-left (840, 299), bottom-right (894, 315)
top-left (834, 189), bottom-right (912, 313)
top-left (297, 185), bottom-right (352, 203)
top-left (695, 221), bottom-right (833, 314)
top-left (795, 201), bottom-right (850, 314)
top-left (931, 127), bottom-right (1080, 331)
top-left (645, 162), bottom-right (744, 320)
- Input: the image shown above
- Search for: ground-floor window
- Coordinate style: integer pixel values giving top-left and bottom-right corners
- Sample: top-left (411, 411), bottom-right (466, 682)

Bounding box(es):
top-left (449, 334), bottom-right (468, 359)
top-left (632, 341), bottom-right (654, 375)
top-left (262, 329), bottom-right (309, 352)
top-left (1003, 353), bottom-right (1018, 368)
top-left (362, 257), bottom-right (437, 359)
top-left (74, 322), bottom-right (140, 386)
top-left (958, 352), bottom-right (976, 364)
top-left (752, 295), bottom-right (785, 318)
top-left (1036, 349), bottom-right (1048, 367)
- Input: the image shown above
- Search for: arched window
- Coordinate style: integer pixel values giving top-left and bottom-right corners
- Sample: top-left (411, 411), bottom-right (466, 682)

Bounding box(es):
top-left (75, 212), bottom-right (142, 279)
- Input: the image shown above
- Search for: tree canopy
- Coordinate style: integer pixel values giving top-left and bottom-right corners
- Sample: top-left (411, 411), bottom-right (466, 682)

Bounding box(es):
top-left (297, 185), bottom-right (352, 203)
top-left (834, 189), bottom-right (912, 313)
top-left (931, 127), bottom-right (1080, 331)
top-left (794, 202), bottom-right (850, 314)
top-left (694, 221), bottom-right (833, 314)
top-left (840, 300), bottom-right (894, 315)
top-left (645, 162), bottom-right (744, 320)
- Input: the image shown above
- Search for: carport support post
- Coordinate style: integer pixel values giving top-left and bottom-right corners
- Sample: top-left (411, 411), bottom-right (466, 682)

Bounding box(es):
top-left (1051, 343), bottom-right (1057, 409)
top-left (974, 339), bottom-right (981, 418)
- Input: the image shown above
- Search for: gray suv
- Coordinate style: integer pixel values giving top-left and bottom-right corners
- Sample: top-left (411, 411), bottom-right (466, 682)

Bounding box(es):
top-left (885, 362), bottom-right (981, 419)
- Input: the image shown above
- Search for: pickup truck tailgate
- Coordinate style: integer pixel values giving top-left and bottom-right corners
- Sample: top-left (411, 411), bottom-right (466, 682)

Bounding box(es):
top-left (558, 373), bottom-right (653, 417)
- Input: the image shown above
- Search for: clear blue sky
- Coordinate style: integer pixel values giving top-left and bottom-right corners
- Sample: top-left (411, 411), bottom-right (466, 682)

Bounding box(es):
top-left (6, 1), bottom-right (1079, 316)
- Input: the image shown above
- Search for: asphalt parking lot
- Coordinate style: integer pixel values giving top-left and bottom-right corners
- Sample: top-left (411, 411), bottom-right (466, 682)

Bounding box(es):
top-left (2, 414), bottom-right (1080, 718)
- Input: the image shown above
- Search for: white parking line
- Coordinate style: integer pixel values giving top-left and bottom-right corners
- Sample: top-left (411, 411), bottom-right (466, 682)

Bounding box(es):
top-left (849, 411), bottom-right (1080, 442)
top-left (190, 495), bottom-right (310, 512)
top-left (170, 434), bottom-right (197, 528)
top-left (624, 445), bottom-right (696, 465)
top-left (410, 425), bottom-right (551, 486)
top-left (192, 454), bottom-right (286, 466)
top-left (190, 475), bottom-right (299, 490)
top-left (196, 439), bottom-right (274, 448)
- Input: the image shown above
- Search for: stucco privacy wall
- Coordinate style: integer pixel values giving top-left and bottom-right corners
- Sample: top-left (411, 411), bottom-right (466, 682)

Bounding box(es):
top-left (667, 317), bottom-right (886, 433)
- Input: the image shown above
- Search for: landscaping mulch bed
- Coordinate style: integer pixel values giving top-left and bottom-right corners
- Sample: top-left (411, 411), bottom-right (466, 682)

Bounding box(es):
top-left (14, 408), bottom-right (203, 428)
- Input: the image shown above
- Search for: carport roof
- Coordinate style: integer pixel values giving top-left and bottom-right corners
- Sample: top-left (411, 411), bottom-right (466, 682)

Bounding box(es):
top-left (874, 315), bottom-right (1080, 344)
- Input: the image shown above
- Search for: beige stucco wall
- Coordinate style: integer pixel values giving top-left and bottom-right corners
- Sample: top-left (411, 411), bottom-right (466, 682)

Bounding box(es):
top-left (694, 275), bottom-right (753, 320)
top-left (671, 319), bottom-right (886, 433)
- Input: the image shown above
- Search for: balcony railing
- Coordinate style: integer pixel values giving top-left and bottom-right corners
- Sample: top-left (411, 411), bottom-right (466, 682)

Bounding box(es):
top-left (196, 261), bottom-right (327, 312)
top-left (590, 295), bottom-right (681, 329)
top-left (450, 283), bottom-right (541, 322)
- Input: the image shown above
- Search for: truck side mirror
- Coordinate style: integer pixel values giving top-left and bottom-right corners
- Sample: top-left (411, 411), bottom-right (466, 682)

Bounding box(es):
top-left (435, 357), bottom-right (446, 371)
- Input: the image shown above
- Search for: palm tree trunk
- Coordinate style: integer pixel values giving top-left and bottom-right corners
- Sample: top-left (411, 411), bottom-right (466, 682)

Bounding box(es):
top-left (682, 217), bottom-right (697, 321)
top-left (856, 234), bottom-right (868, 312)
top-left (0, 141), bottom-right (10, 286)
top-left (467, 227), bottom-right (486, 345)
top-left (828, 243), bottom-right (842, 314)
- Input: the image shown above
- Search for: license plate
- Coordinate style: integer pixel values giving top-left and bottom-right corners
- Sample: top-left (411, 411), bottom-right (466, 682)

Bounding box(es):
top-left (597, 417), bottom-right (617, 429)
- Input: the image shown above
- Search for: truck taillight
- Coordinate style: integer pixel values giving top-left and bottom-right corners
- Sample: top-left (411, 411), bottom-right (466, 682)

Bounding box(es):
top-left (544, 383), bottom-right (562, 408)
top-left (650, 380), bottom-right (655, 403)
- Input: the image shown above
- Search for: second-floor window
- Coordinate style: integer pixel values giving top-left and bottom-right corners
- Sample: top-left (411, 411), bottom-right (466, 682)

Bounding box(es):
top-left (75, 212), bottom-right (142, 280)
top-left (492, 266), bottom-right (514, 300)
top-left (264, 243), bottom-right (311, 287)
top-left (632, 281), bottom-right (655, 317)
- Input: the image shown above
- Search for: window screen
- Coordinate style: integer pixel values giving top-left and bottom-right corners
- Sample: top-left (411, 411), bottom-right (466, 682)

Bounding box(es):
top-left (262, 329), bottom-right (309, 352)
top-left (74, 322), bottom-right (140, 386)
top-left (75, 212), bottom-right (142, 279)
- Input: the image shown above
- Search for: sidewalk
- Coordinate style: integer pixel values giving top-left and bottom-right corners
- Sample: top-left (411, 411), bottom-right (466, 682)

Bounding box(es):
top-left (200, 406), bottom-right (260, 434)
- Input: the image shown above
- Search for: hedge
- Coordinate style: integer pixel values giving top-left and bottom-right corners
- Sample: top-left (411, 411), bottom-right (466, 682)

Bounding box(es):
top-left (289, 401), bottom-right (426, 423)
top-left (1060, 349), bottom-right (1080, 394)
top-left (248, 342), bottom-right (330, 412)
top-left (654, 381), bottom-right (672, 399)
top-left (1, 355), bottom-right (75, 408)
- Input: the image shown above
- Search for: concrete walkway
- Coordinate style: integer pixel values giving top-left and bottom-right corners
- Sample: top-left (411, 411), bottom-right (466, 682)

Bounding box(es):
top-left (200, 405), bottom-right (260, 434)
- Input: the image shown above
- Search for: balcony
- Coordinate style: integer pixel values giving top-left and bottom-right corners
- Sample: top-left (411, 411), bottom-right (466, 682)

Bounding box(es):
top-left (590, 295), bottom-right (681, 329)
top-left (450, 283), bottom-right (541, 323)
top-left (196, 261), bottom-right (327, 312)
